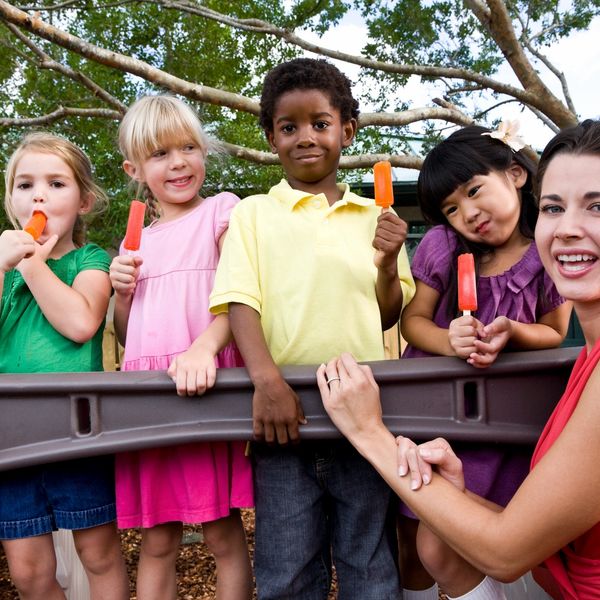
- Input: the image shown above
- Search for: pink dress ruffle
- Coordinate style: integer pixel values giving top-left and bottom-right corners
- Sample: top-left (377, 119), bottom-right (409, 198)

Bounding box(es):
top-left (115, 194), bottom-right (253, 529)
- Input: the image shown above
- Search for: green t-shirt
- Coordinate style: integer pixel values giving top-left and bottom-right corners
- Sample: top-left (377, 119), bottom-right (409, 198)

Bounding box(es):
top-left (0, 244), bottom-right (111, 373)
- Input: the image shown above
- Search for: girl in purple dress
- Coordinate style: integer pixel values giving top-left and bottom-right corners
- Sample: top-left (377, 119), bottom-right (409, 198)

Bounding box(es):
top-left (109, 95), bottom-right (253, 600)
top-left (398, 124), bottom-right (572, 599)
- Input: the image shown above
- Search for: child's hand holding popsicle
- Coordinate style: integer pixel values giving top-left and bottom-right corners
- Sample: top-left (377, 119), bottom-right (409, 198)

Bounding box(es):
top-left (0, 230), bottom-right (36, 273)
top-left (109, 201), bottom-right (146, 298)
top-left (448, 253), bottom-right (483, 359)
top-left (372, 161), bottom-right (407, 272)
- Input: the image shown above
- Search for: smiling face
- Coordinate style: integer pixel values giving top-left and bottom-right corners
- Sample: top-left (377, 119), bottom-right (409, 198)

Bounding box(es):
top-left (266, 88), bottom-right (356, 201)
top-left (10, 151), bottom-right (91, 254)
top-left (124, 139), bottom-right (205, 222)
top-left (535, 153), bottom-right (600, 306)
top-left (440, 165), bottom-right (527, 249)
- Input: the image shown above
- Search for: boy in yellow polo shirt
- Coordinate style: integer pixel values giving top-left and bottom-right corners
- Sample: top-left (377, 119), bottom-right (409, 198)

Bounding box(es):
top-left (210, 58), bottom-right (415, 599)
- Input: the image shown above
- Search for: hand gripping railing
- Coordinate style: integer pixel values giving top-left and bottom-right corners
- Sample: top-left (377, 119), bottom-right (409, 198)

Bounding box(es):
top-left (0, 347), bottom-right (580, 471)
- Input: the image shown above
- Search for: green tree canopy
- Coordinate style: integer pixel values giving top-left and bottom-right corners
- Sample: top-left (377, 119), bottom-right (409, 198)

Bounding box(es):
top-left (0, 0), bottom-right (594, 248)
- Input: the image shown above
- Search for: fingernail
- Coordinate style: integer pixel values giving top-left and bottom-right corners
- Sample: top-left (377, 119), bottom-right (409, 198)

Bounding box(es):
top-left (419, 448), bottom-right (430, 457)
top-left (411, 479), bottom-right (419, 490)
top-left (423, 474), bottom-right (431, 485)
top-left (398, 465), bottom-right (407, 477)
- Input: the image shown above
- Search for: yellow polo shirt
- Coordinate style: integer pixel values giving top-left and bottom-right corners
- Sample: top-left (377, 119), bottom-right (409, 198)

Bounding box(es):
top-left (209, 180), bottom-right (415, 365)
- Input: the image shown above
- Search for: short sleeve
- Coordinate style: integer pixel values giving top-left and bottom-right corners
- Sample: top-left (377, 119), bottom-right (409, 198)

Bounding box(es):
top-left (396, 245), bottom-right (416, 309)
top-left (209, 199), bottom-right (262, 315)
top-left (76, 244), bottom-right (111, 273)
top-left (541, 269), bottom-right (566, 315)
top-left (211, 192), bottom-right (241, 244)
top-left (410, 225), bottom-right (457, 294)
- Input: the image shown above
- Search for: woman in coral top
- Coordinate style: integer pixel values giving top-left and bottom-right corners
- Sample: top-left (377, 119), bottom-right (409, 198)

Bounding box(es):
top-left (317, 119), bottom-right (600, 600)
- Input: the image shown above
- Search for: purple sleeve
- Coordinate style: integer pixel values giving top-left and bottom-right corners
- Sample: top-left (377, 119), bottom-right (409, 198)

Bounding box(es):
top-left (211, 192), bottom-right (241, 243)
top-left (410, 225), bottom-right (457, 294)
top-left (541, 270), bottom-right (566, 315)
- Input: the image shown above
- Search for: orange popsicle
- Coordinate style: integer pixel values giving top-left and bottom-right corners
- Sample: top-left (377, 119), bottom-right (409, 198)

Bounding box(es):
top-left (123, 200), bottom-right (146, 251)
top-left (373, 160), bottom-right (394, 209)
top-left (24, 211), bottom-right (47, 240)
top-left (458, 253), bottom-right (477, 315)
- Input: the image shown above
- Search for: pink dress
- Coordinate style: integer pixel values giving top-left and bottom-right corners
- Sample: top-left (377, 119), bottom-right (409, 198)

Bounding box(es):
top-left (115, 193), bottom-right (253, 528)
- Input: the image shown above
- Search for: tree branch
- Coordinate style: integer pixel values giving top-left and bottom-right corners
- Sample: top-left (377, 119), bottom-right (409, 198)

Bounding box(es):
top-left (515, 14), bottom-right (576, 114)
top-left (0, 106), bottom-right (121, 127)
top-left (221, 141), bottom-right (422, 169)
top-left (150, 0), bottom-right (542, 108)
top-left (464, 0), bottom-right (575, 127)
top-left (2, 21), bottom-right (127, 113)
top-left (0, 1), bottom-right (261, 114)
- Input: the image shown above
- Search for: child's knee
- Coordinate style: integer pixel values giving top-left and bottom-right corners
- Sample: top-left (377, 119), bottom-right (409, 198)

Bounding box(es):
top-left (203, 515), bottom-right (246, 559)
top-left (140, 525), bottom-right (182, 560)
top-left (416, 523), bottom-right (452, 579)
top-left (9, 557), bottom-right (57, 596)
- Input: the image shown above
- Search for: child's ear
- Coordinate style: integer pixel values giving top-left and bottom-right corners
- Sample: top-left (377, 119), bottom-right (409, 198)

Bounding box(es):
top-left (508, 163), bottom-right (528, 189)
top-left (342, 119), bottom-right (357, 148)
top-left (78, 192), bottom-right (94, 215)
top-left (265, 130), bottom-right (277, 154)
top-left (123, 160), bottom-right (143, 181)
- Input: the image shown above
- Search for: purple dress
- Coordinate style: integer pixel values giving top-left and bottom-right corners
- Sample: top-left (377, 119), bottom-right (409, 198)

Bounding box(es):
top-left (402, 225), bottom-right (565, 511)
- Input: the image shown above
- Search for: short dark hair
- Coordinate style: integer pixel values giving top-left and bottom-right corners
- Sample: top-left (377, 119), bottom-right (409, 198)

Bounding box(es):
top-left (536, 119), bottom-right (600, 197)
top-left (259, 58), bottom-right (359, 132)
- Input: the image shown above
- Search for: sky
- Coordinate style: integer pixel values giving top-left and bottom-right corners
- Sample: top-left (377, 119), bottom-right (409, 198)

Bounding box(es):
top-left (294, 8), bottom-right (600, 178)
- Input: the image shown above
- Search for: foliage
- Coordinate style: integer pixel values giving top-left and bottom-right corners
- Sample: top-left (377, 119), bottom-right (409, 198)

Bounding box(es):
top-left (0, 0), bottom-right (597, 247)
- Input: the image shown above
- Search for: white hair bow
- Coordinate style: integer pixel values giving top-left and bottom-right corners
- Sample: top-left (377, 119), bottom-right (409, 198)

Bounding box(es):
top-left (482, 120), bottom-right (526, 152)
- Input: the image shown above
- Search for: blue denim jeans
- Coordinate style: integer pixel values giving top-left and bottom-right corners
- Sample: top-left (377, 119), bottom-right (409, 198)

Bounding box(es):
top-left (253, 440), bottom-right (400, 600)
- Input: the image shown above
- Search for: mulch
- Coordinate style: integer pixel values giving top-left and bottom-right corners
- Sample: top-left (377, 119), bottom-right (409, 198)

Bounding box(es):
top-left (0, 509), bottom-right (341, 599)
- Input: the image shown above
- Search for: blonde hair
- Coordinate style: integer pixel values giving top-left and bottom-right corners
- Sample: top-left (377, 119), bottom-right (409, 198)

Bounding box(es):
top-left (4, 132), bottom-right (108, 247)
top-left (118, 95), bottom-right (215, 221)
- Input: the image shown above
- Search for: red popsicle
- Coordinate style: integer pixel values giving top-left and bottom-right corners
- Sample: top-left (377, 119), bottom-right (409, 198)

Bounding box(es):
top-left (24, 211), bottom-right (47, 240)
top-left (123, 200), bottom-right (146, 251)
top-left (373, 161), bottom-right (394, 209)
top-left (458, 253), bottom-right (477, 315)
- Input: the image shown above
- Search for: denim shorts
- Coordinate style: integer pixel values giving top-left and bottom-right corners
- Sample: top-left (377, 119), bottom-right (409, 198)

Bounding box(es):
top-left (0, 455), bottom-right (116, 540)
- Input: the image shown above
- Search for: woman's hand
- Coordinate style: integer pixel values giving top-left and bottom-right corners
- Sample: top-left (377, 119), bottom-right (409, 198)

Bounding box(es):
top-left (317, 353), bottom-right (386, 443)
top-left (396, 436), bottom-right (465, 492)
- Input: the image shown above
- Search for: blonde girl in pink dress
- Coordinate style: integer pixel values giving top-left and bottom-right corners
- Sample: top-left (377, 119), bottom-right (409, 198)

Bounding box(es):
top-left (109, 95), bottom-right (253, 600)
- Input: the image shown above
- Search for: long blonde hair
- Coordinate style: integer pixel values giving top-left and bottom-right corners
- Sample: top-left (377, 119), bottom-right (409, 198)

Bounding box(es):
top-left (4, 132), bottom-right (107, 247)
top-left (118, 95), bottom-right (215, 221)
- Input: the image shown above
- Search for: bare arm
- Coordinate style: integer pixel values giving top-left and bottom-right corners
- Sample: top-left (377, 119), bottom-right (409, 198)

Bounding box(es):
top-left (469, 302), bottom-right (573, 367)
top-left (401, 280), bottom-right (458, 356)
top-left (18, 241), bottom-right (110, 343)
top-left (229, 302), bottom-right (305, 444)
top-left (109, 254), bottom-right (142, 345)
top-left (319, 353), bottom-right (600, 582)
top-left (373, 211), bottom-right (407, 329)
top-left (505, 302), bottom-right (572, 350)
top-left (0, 230), bottom-right (38, 314)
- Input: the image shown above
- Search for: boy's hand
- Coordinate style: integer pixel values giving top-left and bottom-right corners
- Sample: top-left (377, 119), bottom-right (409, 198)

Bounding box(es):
top-left (0, 230), bottom-right (36, 272)
top-left (468, 316), bottom-right (513, 368)
top-left (109, 254), bottom-right (143, 297)
top-left (373, 211), bottom-right (407, 272)
top-left (167, 345), bottom-right (217, 397)
top-left (448, 315), bottom-right (483, 359)
top-left (253, 374), bottom-right (306, 445)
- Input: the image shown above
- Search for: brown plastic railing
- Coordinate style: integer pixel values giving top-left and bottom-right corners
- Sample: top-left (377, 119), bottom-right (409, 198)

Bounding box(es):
top-left (0, 347), bottom-right (579, 471)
